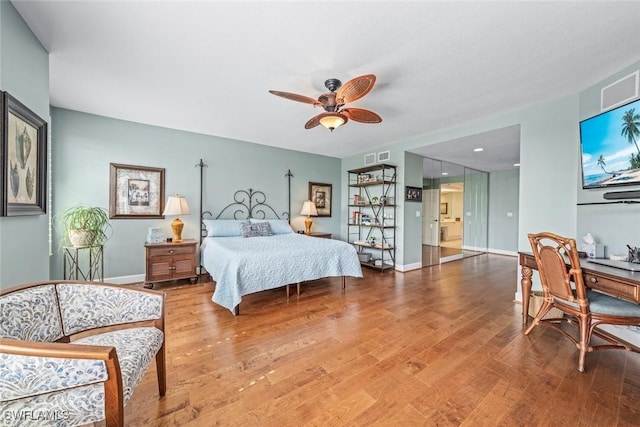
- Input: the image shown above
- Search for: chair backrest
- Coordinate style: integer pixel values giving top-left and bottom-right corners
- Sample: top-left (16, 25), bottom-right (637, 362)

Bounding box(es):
top-left (0, 284), bottom-right (65, 342)
top-left (527, 232), bottom-right (588, 310)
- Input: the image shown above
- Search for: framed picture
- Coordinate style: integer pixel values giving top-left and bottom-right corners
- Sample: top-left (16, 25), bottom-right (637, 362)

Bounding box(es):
top-left (109, 163), bottom-right (165, 219)
top-left (440, 202), bottom-right (448, 214)
top-left (1, 92), bottom-right (48, 216)
top-left (405, 186), bottom-right (422, 202)
top-left (308, 182), bottom-right (332, 217)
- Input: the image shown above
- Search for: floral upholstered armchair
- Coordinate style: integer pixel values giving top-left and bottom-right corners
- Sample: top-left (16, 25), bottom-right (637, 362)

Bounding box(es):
top-left (0, 281), bottom-right (166, 427)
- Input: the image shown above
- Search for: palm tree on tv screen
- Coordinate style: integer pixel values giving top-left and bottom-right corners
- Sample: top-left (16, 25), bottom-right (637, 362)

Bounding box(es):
top-left (621, 108), bottom-right (640, 169)
top-left (621, 108), bottom-right (640, 152)
top-left (596, 155), bottom-right (614, 175)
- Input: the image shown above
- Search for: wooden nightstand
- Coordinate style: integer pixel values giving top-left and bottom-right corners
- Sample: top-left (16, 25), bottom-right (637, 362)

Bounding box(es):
top-left (307, 232), bottom-right (332, 239)
top-left (144, 240), bottom-right (198, 288)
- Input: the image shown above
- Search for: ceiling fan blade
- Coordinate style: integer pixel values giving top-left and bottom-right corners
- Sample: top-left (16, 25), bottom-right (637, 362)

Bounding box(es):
top-left (269, 90), bottom-right (323, 107)
top-left (342, 108), bottom-right (382, 124)
top-left (336, 74), bottom-right (376, 104)
top-left (304, 113), bottom-right (323, 129)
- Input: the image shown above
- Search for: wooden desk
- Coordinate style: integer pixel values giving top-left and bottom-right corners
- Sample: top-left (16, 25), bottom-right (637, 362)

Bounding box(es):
top-left (519, 252), bottom-right (640, 325)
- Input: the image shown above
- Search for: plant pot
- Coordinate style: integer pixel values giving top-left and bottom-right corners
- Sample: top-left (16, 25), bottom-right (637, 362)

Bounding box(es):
top-left (68, 229), bottom-right (97, 248)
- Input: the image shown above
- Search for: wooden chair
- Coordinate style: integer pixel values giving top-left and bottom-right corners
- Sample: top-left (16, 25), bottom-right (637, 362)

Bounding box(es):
top-left (524, 232), bottom-right (640, 372)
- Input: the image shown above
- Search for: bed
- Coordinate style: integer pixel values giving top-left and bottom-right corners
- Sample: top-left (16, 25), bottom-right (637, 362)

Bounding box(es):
top-left (198, 186), bottom-right (362, 315)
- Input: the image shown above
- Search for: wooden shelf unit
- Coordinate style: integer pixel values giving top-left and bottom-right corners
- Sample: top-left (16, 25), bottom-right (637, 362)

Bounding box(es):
top-left (347, 164), bottom-right (397, 271)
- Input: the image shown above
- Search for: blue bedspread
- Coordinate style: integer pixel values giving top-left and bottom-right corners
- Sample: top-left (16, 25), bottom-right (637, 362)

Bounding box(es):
top-left (201, 233), bottom-right (363, 314)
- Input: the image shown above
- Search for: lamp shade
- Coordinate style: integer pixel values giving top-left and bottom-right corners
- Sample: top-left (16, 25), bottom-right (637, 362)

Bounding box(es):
top-left (318, 112), bottom-right (348, 131)
top-left (163, 195), bottom-right (190, 216)
top-left (300, 200), bottom-right (318, 216)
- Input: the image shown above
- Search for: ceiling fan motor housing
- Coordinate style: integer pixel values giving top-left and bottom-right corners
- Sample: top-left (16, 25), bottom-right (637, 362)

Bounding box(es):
top-left (324, 78), bottom-right (342, 92)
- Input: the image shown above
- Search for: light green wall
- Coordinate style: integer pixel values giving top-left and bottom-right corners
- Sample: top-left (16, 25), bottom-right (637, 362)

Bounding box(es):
top-left (0, 1), bottom-right (50, 289)
top-left (488, 169), bottom-right (519, 253)
top-left (50, 108), bottom-right (342, 281)
top-left (402, 152), bottom-right (424, 268)
top-left (342, 94), bottom-right (579, 272)
top-left (577, 60), bottom-right (640, 257)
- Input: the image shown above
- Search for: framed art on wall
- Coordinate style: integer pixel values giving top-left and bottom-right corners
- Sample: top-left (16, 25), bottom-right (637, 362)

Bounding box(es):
top-left (1, 92), bottom-right (48, 216)
top-left (308, 182), bottom-right (332, 217)
top-left (109, 163), bottom-right (165, 219)
top-left (405, 186), bottom-right (422, 202)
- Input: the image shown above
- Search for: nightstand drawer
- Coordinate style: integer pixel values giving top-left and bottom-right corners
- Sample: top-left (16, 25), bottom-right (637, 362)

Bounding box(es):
top-left (147, 245), bottom-right (193, 257)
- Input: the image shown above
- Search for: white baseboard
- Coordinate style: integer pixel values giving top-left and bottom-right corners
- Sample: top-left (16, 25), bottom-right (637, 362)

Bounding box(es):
top-left (488, 248), bottom-right (518, 257)
top-left (395, 262), bottom-right (422, 272)
top-left (103, 274), bottom-right (145, 285)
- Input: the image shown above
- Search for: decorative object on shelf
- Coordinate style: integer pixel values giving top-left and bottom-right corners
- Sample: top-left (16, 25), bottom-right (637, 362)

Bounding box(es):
top-left (308, 182), bottom-right (332, 217)
top-left (405, 186), bottom-right (422, 202)
top-left (300, 200), bottom-right (318, 234)
top-left (163, 194), bottom-right (190, 243)
top-left (109, 163), bottom-right (165, 219)
top-left (1, 91), bottom-right (48, 216)
top-left (269, 74), bottom-right (382, 131)
top-left (60, 205), bottom-right (111, 248)
top-left (440, 202), bottom-right (448, 214)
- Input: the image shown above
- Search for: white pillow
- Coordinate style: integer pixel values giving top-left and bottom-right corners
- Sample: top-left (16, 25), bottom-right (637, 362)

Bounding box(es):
top-left (203, 219), bottom-right (246, 237)
top-left (250, 219), bottom-right (293, 234)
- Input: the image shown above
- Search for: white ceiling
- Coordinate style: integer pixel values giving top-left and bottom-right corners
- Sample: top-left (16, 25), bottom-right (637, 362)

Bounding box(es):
top-left (11, 1), bottom-right (640, 172)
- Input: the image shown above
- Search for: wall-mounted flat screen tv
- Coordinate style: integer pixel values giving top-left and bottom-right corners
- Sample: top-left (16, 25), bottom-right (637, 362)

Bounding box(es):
top-left (580, 98), bottom-right (640, 189)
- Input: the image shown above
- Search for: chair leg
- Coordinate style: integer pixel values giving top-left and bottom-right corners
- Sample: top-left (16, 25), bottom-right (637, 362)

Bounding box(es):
top-left (524, 302), bottom-right (553, 335)
top-left (156, 344), bottom-right (167, 396)
top-left (577, 314), bottom-right (590, 373)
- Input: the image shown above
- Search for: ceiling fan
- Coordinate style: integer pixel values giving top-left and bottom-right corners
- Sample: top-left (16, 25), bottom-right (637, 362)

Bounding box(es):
top-left (269, 74), bottom-right (382, 131)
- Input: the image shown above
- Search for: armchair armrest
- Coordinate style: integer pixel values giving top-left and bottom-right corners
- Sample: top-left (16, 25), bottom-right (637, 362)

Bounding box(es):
top-left (0, 338), bottom-right (124, 426)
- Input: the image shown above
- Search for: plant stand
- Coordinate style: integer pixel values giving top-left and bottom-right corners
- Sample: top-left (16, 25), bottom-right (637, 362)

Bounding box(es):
top-left (63, 245), bottom-right (104, 281)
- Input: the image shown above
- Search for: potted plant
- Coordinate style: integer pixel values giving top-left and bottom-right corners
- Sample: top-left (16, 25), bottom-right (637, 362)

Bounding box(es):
top-left (60, 205), bottom-right (111, 248)
top-left (371, 196), bottom-right (379, 204)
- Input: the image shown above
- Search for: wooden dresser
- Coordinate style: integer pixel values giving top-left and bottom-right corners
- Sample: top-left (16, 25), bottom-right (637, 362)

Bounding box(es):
top-left (144, 240), bottom-right (198, 288)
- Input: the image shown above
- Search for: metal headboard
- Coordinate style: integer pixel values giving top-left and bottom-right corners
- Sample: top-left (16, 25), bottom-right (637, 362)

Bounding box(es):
top-left (197, 162), bottom-right (293, 243)
top-left (212, 188), bottom-right (289, 220)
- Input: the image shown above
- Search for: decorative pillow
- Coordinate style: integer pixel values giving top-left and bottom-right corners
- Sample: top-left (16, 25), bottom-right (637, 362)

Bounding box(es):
top-left (241, 221), bottom-right (273, 238)
top-left (203, 220), bottom-right (244, 237)
top-left (249, 219), bottom-right (293, 234)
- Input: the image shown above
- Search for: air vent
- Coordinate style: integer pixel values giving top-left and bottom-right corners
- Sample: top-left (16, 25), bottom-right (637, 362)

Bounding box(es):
top-left (601, 70), bottom-right (638, 111)
top-left (377, 151), bottom-right (390, 162)
top-left (364, 153), bottom-right (376, 166)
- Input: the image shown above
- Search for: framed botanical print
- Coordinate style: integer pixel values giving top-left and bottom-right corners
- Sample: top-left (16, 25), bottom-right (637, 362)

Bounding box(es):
top-left (1, 92), bottom-right (48, 216)
top-left (308, 182), bottom-right (332, 217)
top-left (109, 163), bottom-right (165, 219)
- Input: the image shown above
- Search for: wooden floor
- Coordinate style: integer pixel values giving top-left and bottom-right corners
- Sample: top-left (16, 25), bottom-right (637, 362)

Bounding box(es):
top-left (123, 254), bottom-right (640, 426)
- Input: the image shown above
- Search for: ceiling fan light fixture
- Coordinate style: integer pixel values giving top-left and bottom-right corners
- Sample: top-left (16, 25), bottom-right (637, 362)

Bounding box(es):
top-left (319, 112), bottom-right (348, 131)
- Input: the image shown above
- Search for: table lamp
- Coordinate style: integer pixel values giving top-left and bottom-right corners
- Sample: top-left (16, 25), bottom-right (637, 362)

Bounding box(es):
top-left (300, 200), bottom-right (318, 234)
top-left (162, 194), bottom-right (190, 242)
